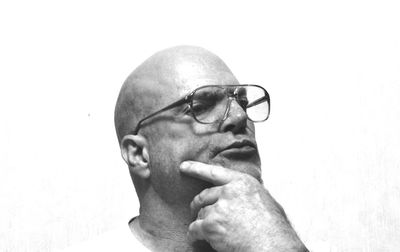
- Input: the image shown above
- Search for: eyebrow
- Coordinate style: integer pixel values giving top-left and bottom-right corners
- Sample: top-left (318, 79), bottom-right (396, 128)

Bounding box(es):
top-left (195, 88), bottom-right (225, 98)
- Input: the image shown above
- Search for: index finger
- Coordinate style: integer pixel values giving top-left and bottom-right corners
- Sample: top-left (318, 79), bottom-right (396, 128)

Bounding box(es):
top-left (179, 161), bottom-right (238, 185)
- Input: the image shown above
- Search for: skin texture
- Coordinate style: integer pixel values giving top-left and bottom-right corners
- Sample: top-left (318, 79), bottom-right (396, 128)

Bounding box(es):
top-left (115, 46), bottom-right (308, 252)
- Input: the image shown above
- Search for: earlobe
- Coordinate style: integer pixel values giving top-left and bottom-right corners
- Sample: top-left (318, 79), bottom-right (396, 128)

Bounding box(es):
top-left (120, 135), bottom-right (151, 179)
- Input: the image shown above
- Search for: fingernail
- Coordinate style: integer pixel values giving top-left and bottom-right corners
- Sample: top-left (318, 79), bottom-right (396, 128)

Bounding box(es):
top-left (180, 161), bottom-right (190, 170)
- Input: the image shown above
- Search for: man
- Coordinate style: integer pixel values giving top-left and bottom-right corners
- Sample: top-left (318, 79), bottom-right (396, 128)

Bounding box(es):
top-left (114, 46), bottom-right (308, 251)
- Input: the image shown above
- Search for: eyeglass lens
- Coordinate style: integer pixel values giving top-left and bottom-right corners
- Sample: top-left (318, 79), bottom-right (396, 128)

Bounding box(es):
top-left (191, 86), bottom-right (269, 123)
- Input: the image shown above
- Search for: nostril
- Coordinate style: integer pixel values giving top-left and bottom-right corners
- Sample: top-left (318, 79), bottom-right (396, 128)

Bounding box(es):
top-left (224, 124), bottom-right (235, 132)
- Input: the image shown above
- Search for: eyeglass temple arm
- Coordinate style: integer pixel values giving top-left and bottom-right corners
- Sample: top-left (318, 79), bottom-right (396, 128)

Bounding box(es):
top-left (246, 96), bottom-right (269, 109)
top-left (132, 97), bottom-right (189, 134)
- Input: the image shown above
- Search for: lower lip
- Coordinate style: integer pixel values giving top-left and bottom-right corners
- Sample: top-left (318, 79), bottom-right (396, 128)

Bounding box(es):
top-left (219, 146), bottom-right (257, 158)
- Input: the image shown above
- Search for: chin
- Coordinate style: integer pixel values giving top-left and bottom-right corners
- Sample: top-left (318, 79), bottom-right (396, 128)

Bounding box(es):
top-left (233, 161), bottom-right (262, 182)
top-left (212, 155), bottom-right (262, 182)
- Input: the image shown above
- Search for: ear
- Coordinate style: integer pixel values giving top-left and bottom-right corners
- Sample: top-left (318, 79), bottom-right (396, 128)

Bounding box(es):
top-left (120, 134), bottom-right (150, 179)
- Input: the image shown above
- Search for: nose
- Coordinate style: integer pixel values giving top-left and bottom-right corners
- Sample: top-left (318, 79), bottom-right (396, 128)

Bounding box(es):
top-left (219, 98), bottom-right (248, 133)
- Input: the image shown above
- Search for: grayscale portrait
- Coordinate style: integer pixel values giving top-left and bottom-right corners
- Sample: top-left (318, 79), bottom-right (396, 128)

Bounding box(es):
top-left (112, 45), bottom-right (307, 251)
top-left (1, 1), bottom-right (399, 252)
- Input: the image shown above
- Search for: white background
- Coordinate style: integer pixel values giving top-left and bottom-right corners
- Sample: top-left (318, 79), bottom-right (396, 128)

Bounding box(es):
top-left (1, 0), bottom-right (399, 251)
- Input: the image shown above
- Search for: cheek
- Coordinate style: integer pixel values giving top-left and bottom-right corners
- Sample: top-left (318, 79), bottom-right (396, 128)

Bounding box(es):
top-left (146, 127), bottom-right (214, 204)
top-left (147, 121), bottom-right (214, 161)
top-left (145, 122), bottom-right (207, 176)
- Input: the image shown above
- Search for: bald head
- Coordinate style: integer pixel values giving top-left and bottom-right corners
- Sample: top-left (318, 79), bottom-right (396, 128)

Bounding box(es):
top-left (114, 46), bottom-right (237, 143)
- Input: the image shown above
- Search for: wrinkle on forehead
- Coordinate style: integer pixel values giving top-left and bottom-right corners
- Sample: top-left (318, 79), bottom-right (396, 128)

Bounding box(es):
top-left (114, 45), bottom-right (238, 142)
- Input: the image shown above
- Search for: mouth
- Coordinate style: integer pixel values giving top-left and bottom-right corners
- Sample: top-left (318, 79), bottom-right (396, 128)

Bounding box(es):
top-left (217, 139), bottom-right (258, 158)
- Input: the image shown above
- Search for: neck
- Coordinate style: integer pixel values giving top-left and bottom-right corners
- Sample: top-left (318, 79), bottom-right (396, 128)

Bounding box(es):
top-left (130, 187), bottom-right (215, 252)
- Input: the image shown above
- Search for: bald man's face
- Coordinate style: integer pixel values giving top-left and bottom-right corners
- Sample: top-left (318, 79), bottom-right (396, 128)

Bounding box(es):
top-left (138, 53), bottom-right (262, 205)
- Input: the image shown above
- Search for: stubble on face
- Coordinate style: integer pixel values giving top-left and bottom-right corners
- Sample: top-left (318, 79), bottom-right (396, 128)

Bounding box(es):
top-left (145, 112), bottom-right (262, 206)
top-left (135, 46), bottom-right (262, 204)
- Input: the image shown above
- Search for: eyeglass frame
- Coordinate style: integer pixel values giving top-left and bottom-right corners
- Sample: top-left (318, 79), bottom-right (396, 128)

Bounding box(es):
top-left (131, 84), bottom-right (270, 135)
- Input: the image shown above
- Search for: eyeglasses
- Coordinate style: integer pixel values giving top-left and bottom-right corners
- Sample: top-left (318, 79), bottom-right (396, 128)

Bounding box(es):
top-left (132, 84), bottom-right (270, 134)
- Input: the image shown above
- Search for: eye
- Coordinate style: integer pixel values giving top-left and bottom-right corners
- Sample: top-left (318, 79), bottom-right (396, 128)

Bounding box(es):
top-left (191, 100), bottom-right (216, 115)
top-left (182, 103), bottom-right (209, 115)
top-left (191, 103), bottom-right (209, 114)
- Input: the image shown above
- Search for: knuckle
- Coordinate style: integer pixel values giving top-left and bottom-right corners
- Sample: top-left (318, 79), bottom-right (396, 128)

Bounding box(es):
top-left (200, 188), bottom-right (209, 200)
top-left (197, 208), bottom-right (204, 219)
top-left (198, 205), bottom-right (211, 219)
top-left (203, 223), bottom-right (216, 234)
top-left (209, 166), bottom-right (218, 180)
top-left (188, 222), bottom-right (194, 231)
top-left (196, 189), bottom-right (208, 203)
top-left (196, 193), bottom-right (204, 204)
top-left (202, 213), bottom-right (225, 235)
top-left (192, 190), bottom-right (206, 208)
top-left (188, 222), bottom-right (197, 233)
top-left (209, 165), bottom-right (225, 180)
top-left (203, 217), bottom-right (217, 232)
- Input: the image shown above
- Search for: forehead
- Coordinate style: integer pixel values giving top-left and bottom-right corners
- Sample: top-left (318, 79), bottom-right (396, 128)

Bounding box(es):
top-left (165, 61), bottom-right (240, 99)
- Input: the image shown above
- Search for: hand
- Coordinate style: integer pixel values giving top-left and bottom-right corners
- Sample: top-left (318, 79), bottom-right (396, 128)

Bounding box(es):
top-left (179, 161), bottom-right (308, 252)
